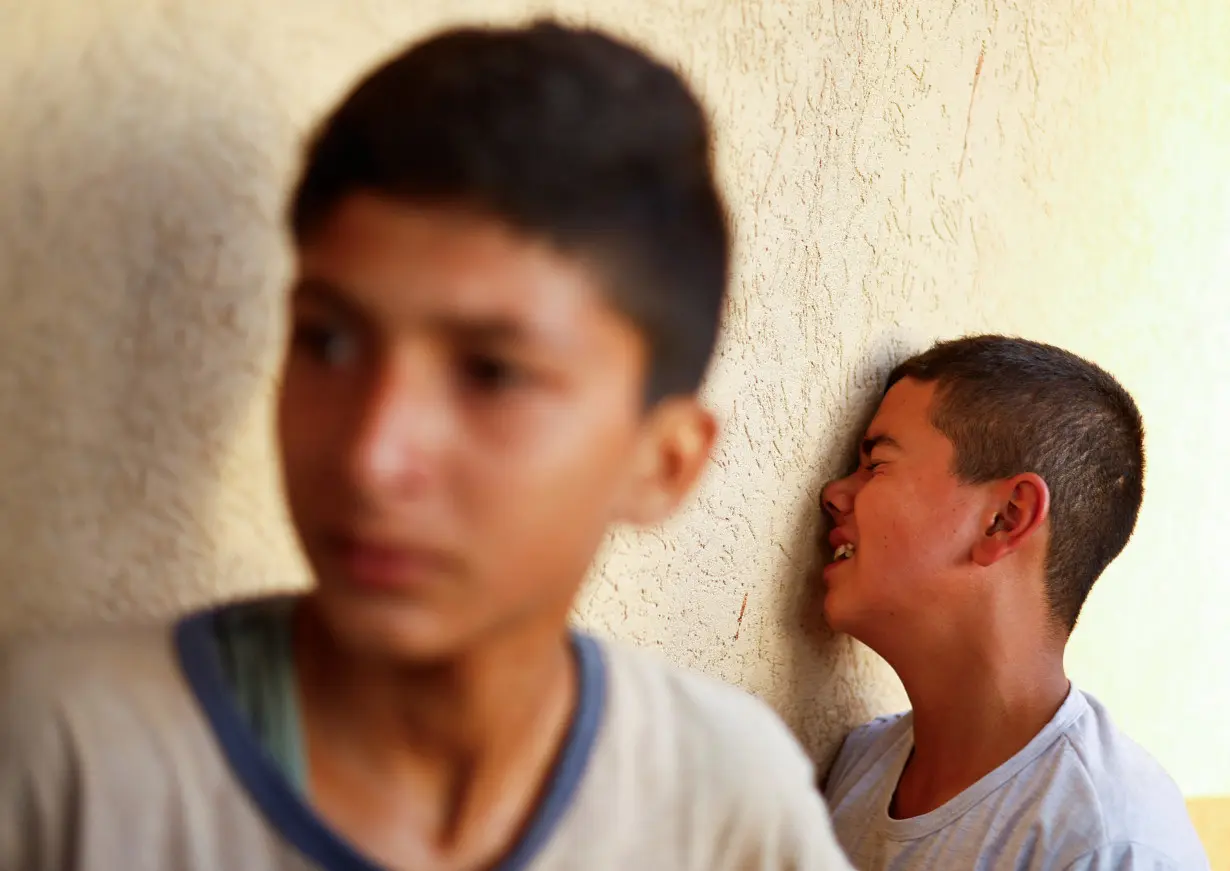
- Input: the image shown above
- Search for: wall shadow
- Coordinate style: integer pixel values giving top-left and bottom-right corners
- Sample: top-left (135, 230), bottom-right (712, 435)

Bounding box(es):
top-left (0, 13), bottom-right (304, 637)
top-left (770, 337), bottom-right (914, 768)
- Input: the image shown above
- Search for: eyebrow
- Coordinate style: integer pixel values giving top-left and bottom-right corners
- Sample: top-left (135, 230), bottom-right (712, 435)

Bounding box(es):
top-left (292, 278), bottom-right (360, 316)
top-left (439, 317), bottom-right (538, 347)
top-left (860, 434), bottom-right (901, 457)
top-left (292, 277), bottom-right (550, 348)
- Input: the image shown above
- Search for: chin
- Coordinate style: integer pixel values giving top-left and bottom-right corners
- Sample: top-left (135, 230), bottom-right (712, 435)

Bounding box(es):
top-left (821, 586), bottom-right (863, 637)
top-left (307, 587), bottom-right (473, 665)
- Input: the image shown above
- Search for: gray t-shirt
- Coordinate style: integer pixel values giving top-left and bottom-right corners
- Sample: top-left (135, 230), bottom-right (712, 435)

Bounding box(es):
top-left (824, 687), bottom-right (1209, 871)
top-left (0, 602), bottom-right (854, 871)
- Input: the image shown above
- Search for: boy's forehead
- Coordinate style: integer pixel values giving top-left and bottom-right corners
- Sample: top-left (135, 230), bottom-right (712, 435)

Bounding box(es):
top-left (296, 194), bottom-right (629, 348)
top-left (300, 194), bottom-right (568, 288)
top-left (864, 378), bottom-right (940, 444)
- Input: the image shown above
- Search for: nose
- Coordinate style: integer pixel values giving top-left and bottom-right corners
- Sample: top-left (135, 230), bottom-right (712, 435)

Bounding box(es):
top-left (821, 472), bottom-right (858, 521)
top-left (347, 356), bottom-right (450, 497)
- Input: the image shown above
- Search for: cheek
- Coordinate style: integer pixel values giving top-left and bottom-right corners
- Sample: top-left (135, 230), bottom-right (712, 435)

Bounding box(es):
top-left (460, 438), bottom-right (630, 614)
top-left (856, 482), bottom-right (944, 570)
top-left (278, 387), bottom-right (314, 446)
top-left (276, 382), bottom-right (308, 469)
top-left (473, 414), bottom-right (631, 521)
top-left (476, 381), bottom-right (637, 476)
top-left (465, 404), bottom-right (637, 556)
top-left (276, 372), bottom-right (354, 493)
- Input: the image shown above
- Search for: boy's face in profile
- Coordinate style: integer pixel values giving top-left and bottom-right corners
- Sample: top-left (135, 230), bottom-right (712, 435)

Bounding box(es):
top-left (277, 194), bottom-right (697, 661)
top-left (820, 379), bottom-right (991, 641)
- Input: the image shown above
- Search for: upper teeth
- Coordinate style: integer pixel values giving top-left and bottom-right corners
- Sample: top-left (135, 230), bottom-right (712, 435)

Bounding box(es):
top-left (834, 543), bottom-right (856, 561)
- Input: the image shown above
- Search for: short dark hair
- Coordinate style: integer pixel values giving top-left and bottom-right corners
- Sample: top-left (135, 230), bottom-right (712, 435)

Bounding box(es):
top-left (289, 21), bottom-right (729, 403)
top-left (887, 335), bottom-right (1145, 632)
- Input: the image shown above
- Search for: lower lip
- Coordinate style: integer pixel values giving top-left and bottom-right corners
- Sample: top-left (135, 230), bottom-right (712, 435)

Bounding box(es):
top-left (823, 556), bottom-right (854, 578)
top-left (327, 541), bottom-right (450, 593)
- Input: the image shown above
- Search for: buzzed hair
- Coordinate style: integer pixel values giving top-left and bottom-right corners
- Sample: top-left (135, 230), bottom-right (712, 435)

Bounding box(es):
top-left (887, 335), bottom-right (1145, 632)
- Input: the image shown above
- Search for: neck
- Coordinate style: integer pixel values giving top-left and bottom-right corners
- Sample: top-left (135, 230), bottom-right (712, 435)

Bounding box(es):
top-left (290, 597), bottom-right (578, 866)
top-left (899, 640), bottom-right (1069, 765)
top-left (871, 600), bottom-right (1070, 816)
top-left (294, 601), bottom-right (577, 765)
top-left (292, 597), bottom-right (579, 863)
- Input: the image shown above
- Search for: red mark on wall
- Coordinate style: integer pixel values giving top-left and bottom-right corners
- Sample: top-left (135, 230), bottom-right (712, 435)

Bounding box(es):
top-left (734, 592), bottom-right (749, 640)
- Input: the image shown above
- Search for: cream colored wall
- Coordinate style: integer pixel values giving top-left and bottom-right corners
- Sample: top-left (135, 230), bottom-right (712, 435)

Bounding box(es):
top-left (0, 0), bottom-right (1225, 795)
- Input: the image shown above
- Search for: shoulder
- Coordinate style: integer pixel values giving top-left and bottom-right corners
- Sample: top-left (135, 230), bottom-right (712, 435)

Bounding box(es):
top-left (593, 639), bottom-right (854, 869)
top-left (0, 623), bottom-right (179, 716)
top-left (1059, 840), bottom-right (1207, 871)
top-left (0, 620), bottom-right (199, 777)
top-left (1042, 690), bottom-right (1207, 867)
top-left (0, 623), bottom-right (192, 857)
top-left (598, 638), bottom-right (815, 784)
top-left (835, 711), bottom-right (910, 761)
top-left (822, 710), bottom-right (911, 798)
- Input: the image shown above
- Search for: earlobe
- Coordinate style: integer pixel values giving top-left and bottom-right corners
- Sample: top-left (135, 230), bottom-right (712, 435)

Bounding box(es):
top-left (612, 399), bottom-right (716, 527)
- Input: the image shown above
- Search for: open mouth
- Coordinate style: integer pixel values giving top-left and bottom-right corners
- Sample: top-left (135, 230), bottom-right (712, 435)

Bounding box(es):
top-left (833, 543), bottom-right (857, 562)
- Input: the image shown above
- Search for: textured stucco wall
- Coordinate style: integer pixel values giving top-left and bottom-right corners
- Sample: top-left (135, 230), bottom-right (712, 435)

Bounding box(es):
top-left (0, 0), bottom-right (1226, 794)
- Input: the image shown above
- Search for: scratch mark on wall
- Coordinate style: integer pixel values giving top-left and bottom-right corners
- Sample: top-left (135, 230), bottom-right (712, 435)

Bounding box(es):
top-left (734, 591), bottom-right (748, 640)
top-left (755, 129), bottom-right (788, 212)
top-left (1023, 14), bottom-right (1040, 90)
top-left (958, 40), bottom-right (987, 178)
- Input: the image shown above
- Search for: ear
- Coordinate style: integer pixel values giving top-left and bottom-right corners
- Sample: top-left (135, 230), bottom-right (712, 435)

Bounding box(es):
top-left (971, 473), bottom-right (1051, 567)
top-left (611, 397), bottom-right (717, 526)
